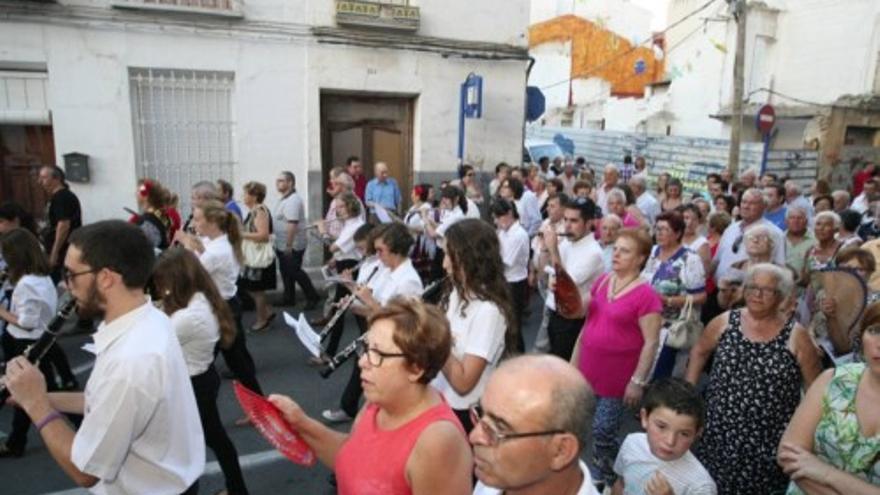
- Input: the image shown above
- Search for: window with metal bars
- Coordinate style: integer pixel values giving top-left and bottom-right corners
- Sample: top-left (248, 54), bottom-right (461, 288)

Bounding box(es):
top-left (129, 68), bottom-right (236, 215)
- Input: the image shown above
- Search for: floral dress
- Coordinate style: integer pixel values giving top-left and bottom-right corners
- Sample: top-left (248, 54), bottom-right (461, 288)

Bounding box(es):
top-left (696, 310), bottom-right (803, 495)
top-left (787, 363), bottom-right (880, 494)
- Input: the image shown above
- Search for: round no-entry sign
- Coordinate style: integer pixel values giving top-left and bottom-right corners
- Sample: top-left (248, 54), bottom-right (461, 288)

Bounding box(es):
top-left (756, 104), bottom-right (776, 135)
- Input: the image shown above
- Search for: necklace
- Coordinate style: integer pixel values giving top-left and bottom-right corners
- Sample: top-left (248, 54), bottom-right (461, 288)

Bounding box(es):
top-left (611, 274), bottom-right (639, 298)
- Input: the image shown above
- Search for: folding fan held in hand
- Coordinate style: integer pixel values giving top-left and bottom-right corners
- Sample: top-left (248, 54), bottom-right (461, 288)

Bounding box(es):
top-left (819, 266), bottom-right (868, 355)
top-left (554, 263), bottom-right (584, 319)
top-left (232, 381), bottom-right (316, 466)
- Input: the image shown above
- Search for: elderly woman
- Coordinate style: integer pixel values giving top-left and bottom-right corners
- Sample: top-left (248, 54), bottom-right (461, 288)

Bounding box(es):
top-left (572, 228), bottom-right (663, 487)
top-left (784, 206), bottom-right (815, 283)
top-left (813, 194), bottom-right (834, 214)
top-left (642, 211), bottom-right (706, 379)
top-left (732, 224), bottom-right (776, 272)
top-left (240, 181), bottom-right (278, 331)
top-left (802, 211), bottom-right (843, 288)
top-left (606, 188), bottom-right (643, 229)
top-left (686, 263), bottom-right (822, 495)
top-left (270, 297), bottom-right (473, 495)
top-left (777, 302), bottom-right (880, 495)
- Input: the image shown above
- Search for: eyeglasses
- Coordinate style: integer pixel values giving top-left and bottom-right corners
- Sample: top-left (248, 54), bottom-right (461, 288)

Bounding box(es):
top-left (356, 339), bottom-right (406, 367)
top-left (743, 284), bottom-right (779, 297)
top-left (469, 405), bottom-right (565, 447)
top-left (63, 267), bottom-right (98, 284)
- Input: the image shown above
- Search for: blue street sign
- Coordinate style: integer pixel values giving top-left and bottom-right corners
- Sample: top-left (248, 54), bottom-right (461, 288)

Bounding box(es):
top-left (463, 74), bottom-right (483, 119)
top-left (526, 86), bottom-right (545, 122)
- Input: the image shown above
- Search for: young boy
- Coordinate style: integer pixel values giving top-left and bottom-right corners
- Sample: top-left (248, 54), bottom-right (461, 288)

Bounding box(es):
top-left (612, 378), bottom-right (717, 495)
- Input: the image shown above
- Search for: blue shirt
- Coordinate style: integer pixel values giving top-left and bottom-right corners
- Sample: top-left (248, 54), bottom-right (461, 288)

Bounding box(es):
top-left (225, 200), bottom-right (243, 220)
top-left (764, 206), bottom-right (787, 231)
top-left (365, 177), bottom-right (401, 212)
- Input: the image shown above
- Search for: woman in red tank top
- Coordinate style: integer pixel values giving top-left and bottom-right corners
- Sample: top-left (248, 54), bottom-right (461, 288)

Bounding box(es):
top-left (269, 297), bottom-right (473, 495)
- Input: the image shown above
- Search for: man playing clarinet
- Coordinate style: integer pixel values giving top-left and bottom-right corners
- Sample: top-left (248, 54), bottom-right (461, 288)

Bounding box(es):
top-left (4, 220), bottom-right (204, 494)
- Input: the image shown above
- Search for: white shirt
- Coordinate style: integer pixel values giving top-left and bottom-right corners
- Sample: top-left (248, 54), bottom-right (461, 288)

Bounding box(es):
top-left (636, 191), bottom-right (661, 226)
top-left (713, 218), bottom-right (786, 283)
top-left (559, 173), bottom-right (578, 196)
top-left (517, 190), bottom-right (543, 236)
top-left (596, 184), bottom-right (614, 214)
top-left (333, 218), bottom-right (365, 261)
top-left (498, 221), bottom-right (530, 282)
top-left (273, 191), bottom-right (306, 251)
top-left (473, 460), bottom-right (599, 495)
top-left (432, 288), bottom-right (506, 410)
top-left (72, 302), bottom-right (204, 495)
top-left (437, 206), bottom-right (466, 238)
top-left (199, 234), bottom-right (240, 300)
top-left (852, 193), bottom-right (869, 214)
top-left (614, 432), bottom-right (717, 495)
top-left (170, 292), bottom-right (220, 376)
top-left (5, 274), bottom-right (56, 340)
top-left (465, 198), bottom-right (481, 219)
top-left (546, 234), bottom-right (604, 312)
top-left (372, 258), bottom-right (423, 305)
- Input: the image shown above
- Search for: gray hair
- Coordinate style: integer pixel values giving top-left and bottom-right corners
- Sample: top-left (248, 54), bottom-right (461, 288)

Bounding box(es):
top-left (607, 188), bottom-right (626, 204)
top-left (784, 205), bottom-right (809, 219)
top-left (742, 187), bottom-right (768, 206)
top-left (629, 175), bottom-right (647, 190)
top-left (191, 180), bottom-right (218, 201)
top-left (744, 224), bottom-right (775, 252)
top-left (602, 213), bottom-right (623, 227)
top-left (334, 172), bottom-right (354, 191)
top-left (745, 262), bottom-right (794, 299)
top-left (832, 190), bottom-right (852, 204)
top-left (815, 210), bottom-right (842, 228)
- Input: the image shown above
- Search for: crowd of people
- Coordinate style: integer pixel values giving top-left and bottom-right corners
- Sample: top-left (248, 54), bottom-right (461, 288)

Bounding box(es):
top-left (0, 154), bottom-right (879, 495)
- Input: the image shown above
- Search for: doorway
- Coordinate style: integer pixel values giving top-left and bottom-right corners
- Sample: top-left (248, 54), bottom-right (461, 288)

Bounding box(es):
top-left (0, 125), bottom-right (54, 220)
top-left (320, 92), bottom-right (414, 214)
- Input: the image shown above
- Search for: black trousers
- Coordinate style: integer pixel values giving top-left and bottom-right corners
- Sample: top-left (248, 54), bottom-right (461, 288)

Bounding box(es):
top-left (508, 279), bottom-right (528, 354)
top-left (222, 296), bottom-right (263, 395)
top-left (339, 315), bottom-right (368, 417)
top-left (276, 248), bottom-right (319, 304)
top-left (547, 310), bottom-right (585, 361)
top-left (324, 259), bottom-right (359, 356)
top-left (2, 332), bottom-right (60, 452)
top-left (191, 365), bottom-right (249, 494)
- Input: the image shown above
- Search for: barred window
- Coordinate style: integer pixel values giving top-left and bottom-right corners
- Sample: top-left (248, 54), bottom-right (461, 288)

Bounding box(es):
top-left (129, 68), bottom-right (235, 214)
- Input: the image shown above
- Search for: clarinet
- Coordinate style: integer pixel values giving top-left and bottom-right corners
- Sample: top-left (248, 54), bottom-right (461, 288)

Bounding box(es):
top-left (0, 297), bottom-right (78, 403)
top-left (319, 276), bottom-right (448, 378)
top-left (317, 265), bottom-right (380, 345)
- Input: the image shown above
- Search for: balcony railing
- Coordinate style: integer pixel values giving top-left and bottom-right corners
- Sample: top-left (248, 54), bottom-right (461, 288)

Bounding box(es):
top-left (335, 0), bottom-right (420, 33)
top-left (111, 0), bottom-right (244, 18)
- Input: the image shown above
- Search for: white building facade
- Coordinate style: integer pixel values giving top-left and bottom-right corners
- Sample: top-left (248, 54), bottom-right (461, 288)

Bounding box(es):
top-left (0, 0), bottom-right (529, 223)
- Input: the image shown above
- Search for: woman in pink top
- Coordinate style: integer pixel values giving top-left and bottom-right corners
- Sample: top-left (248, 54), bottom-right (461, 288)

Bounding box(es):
top-left (572, 228), bottom-right (663, 488)
top-left (269, 298), bottom-right (472, 495)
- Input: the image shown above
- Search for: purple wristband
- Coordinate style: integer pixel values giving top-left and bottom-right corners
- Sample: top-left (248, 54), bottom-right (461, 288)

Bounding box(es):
top-left (35, 410), bottom-right (63, 432)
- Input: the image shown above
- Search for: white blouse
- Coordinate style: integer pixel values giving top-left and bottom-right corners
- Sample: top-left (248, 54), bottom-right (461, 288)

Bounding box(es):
top-left (199, 234), bottom-right (240, 300)
top-left (6, 274), bottom-right (57, 340)
top-left (169, 292), bottom-right (220, 376)
top-left (431, 288), bottom-right (506, 410)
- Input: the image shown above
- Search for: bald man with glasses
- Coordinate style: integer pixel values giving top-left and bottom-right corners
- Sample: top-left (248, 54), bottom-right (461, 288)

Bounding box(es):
top-left (470, 354), bottom-right (601, 495)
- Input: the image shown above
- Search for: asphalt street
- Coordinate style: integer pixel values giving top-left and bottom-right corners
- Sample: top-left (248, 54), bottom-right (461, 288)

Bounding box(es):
top-left (0, 290), bottom-right (547, 495)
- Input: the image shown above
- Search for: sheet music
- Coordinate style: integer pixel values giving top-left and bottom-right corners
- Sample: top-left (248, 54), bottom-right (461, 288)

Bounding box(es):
top-left (284, 312), bottom-right (322, 357)
top-left (373, 203), bottom-right (394, 224)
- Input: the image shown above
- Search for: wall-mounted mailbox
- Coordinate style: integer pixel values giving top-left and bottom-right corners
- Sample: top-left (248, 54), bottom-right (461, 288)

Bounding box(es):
top-left (63, 152), bottom-right (90, 183)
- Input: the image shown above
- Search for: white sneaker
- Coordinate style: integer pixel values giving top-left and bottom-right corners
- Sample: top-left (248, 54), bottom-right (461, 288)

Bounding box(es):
top-left (321, 409), bottom-right (353, 423)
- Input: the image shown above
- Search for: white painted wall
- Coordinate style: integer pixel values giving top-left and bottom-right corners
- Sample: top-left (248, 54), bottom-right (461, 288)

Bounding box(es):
top-left (0, 0), bottom-right (527, 223)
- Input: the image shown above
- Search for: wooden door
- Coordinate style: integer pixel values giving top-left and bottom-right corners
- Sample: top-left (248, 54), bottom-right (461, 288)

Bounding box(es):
top-left (0, 125), bottom-right (54, 219)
